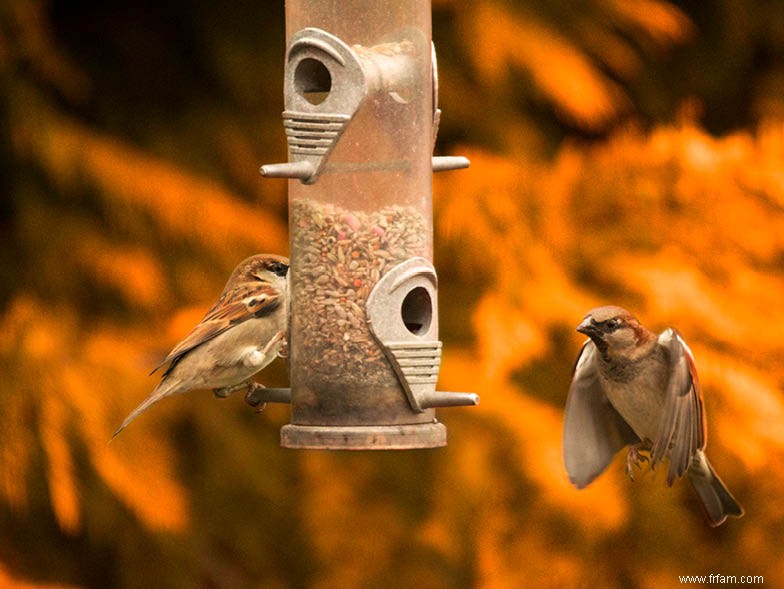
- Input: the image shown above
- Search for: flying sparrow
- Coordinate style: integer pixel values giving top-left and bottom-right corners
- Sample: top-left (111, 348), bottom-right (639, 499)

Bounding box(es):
top-left (113, 254), bottom-right (289, 438)
top-left (563, 305), bottom-right (743, 526)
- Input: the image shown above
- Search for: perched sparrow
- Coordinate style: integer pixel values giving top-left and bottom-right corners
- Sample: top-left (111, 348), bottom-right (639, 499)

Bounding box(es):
top-left (563, 305), bottom-right (743, 526)
top-left (113, 254), bottom-right (289, 438)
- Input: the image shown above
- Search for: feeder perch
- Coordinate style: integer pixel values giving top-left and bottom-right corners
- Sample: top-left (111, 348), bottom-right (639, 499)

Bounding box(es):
top-left (258, 0), bottom-right (478, 449)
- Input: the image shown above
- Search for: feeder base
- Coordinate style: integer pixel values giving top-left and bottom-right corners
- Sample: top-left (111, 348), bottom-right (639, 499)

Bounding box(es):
top-left (280, 422), bottom-right (446, 450)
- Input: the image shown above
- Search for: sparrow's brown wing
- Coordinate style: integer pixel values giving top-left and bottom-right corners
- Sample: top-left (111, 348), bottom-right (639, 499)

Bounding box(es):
top-left (652, 329), bottom-right (707, 485)
top-left (151, 279), bottom-right (282, 377)
top-left (563, 341), bottom-right (640, 489)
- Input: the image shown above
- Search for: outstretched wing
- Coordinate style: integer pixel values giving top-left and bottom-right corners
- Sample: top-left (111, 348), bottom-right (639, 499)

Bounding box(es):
top-left (651, 328), bottom-right (707, 485)
top-left (151, 279), bottom-right (282, 377)
top-left (563, 341), bottom-right (640, 488)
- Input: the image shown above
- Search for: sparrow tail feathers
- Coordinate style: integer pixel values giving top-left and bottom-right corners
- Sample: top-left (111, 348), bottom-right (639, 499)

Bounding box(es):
top-left (112, 378), bottom-right (180, 439)
top-left (687, 452), bottom-right (744, 527)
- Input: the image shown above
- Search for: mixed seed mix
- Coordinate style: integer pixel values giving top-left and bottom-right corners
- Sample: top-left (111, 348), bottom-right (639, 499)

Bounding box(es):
top-left (290, 198), bottom-right (429, 388)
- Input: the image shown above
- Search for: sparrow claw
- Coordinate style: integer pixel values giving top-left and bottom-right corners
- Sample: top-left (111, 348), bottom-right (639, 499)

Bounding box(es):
top-left (625, 458), bottom-right (635, 481)
top-left (625, 444), bottom-right (650, 481)
top-left (244, 382), bottom-right (268, 412)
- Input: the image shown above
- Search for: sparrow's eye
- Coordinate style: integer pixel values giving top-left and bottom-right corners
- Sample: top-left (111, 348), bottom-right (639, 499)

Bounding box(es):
top-left (604, 318), bottom-right (621, 331)
top-left (265, 261), bottom-right (289, 277)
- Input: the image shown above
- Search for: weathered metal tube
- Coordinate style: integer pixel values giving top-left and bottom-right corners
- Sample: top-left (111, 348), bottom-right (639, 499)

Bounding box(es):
top-left (265, 0), bottom-right (476, 449)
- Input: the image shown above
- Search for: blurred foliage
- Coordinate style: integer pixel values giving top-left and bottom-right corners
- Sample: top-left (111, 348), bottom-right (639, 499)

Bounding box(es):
top-left (1, 0), bottom-right (783, 587)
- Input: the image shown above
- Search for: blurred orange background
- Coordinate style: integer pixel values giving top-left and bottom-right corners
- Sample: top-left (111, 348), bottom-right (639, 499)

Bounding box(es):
top-left (1, 0), bottom-right (783, 587)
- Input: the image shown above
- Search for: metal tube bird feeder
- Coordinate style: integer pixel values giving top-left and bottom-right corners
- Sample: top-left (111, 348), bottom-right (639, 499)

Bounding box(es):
top-left (260, 0), bottom-right (477, 449)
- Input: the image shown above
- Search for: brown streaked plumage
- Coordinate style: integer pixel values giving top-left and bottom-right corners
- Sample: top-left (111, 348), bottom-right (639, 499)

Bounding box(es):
top-left (563, 305), bottom-right (743, 526)
top-left (113, 254), bottom-right (289, 438)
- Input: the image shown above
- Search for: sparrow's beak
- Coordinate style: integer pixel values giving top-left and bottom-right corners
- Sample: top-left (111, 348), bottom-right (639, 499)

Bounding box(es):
top-left (576, 317), bottom-right (601, 339)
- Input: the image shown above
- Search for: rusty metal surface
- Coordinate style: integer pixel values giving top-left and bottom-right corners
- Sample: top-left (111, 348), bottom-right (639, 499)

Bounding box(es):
top-left (281, 422), bottom-right (446, 449)
top-left (258, 3), bottom-right (476, 449)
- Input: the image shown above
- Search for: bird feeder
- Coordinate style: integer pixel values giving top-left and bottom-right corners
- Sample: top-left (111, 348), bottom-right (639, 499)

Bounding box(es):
top-left (257, 0), bottom-right (478, 449)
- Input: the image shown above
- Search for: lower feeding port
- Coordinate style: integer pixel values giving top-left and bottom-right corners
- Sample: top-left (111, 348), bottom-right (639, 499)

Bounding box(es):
top-left (285, 198), bottom-right (478, 449)
top-left (287, 198), bottom-right (439, 448)
top-left (290, 197), bottom-right (429, 388)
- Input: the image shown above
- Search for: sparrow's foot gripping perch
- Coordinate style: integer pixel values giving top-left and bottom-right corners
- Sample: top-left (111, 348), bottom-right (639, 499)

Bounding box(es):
top-left (625, 444), bottom-right (651, 481)
top-left (244, 383), bottom-right (292, 412)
